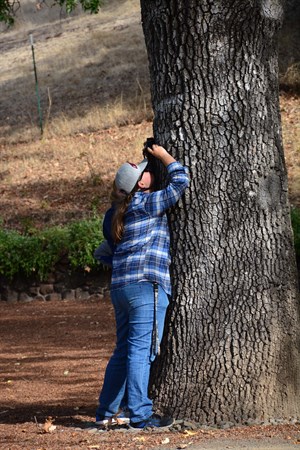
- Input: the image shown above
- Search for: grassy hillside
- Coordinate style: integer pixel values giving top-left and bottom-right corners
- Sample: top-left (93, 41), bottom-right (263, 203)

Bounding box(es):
top-left (0, 0), bottom-right (299, 144)
top-left (0, 0), bottom-right (151, 143)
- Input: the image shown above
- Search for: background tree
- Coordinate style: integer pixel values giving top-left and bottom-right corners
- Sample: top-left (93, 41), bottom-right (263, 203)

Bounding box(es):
top-left (1, 0), bottom-right (299, 425)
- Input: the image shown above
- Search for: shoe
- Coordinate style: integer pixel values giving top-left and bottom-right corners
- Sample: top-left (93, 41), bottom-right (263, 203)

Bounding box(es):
top-left (96, 409), bottom-right (130, 426)
top-left (130, 413), bottom-right (174, 429)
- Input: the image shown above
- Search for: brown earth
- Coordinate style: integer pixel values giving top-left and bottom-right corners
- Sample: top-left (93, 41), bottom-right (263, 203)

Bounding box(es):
top-left (1, 299), bottom-right (300, 450)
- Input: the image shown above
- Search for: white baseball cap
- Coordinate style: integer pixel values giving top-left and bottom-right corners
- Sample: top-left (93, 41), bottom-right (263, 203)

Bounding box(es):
top-left (115, 158), bottom-right (149, 194)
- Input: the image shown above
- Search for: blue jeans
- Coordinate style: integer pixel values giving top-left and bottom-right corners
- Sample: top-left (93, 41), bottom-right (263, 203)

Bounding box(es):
top-left (96, 281), bottom-right (169, 423)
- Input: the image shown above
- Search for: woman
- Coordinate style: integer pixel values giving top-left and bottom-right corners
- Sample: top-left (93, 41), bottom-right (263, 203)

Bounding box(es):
top-left (95, 143), bottom-right (189, 429)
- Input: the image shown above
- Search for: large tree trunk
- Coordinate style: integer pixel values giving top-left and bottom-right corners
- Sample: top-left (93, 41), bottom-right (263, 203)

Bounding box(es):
top-left (141, 0), bottom-right (300, 424)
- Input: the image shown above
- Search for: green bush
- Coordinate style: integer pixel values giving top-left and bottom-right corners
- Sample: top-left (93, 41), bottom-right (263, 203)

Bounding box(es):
top-left (68, 217), bottom-right (104, 270)
top-left (0, 217), bottom-right (103, 281)
top-left (0, 208), bottom-right (299, 281)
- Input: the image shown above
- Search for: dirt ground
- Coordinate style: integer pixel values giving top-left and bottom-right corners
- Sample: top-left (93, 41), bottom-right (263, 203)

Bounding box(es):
top-left (1, 298), bottom-right (299, 450)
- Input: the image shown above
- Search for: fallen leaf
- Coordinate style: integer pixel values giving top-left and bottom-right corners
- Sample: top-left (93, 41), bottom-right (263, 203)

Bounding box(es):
top-left (183, 430), bottom-right (197, 436)
top-left (63, 370), bottom-right (69, 376)
top-left (43, 417), bottom-right (56, 433)
top-left (161, 437), bottom-right (170, 444)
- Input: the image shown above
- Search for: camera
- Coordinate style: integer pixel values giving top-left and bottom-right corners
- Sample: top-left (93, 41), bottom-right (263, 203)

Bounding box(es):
top-left (142, 137), bottom-right (159, 188)
top-left (142, 137), bottom-right (156, 173)
top-left (143, 137), bottom-right (155, 156)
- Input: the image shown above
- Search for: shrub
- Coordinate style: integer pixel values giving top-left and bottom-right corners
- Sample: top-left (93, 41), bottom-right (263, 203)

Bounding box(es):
top-left (0, 208), bottom-right (299, 281)
top-left (0, 217), bottom-right (103, 281)
top-left (68, 217), bottom-right (104, 270)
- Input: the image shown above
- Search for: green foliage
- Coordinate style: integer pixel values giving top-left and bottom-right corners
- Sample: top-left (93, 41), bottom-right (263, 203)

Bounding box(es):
top-left (0, 0), bottom-right (18, 25)
top-left (0, 0), bottom-right (102, 24)
top-left (291, 207), bottom-right (300, 257)
top-left (0, 208), bottom-right (299, 281)
top-left (68, 217), bottom-right (103, 269)
top-left (0, 217), bottom-right (103, 281)
top-left (65, 0), bottom-right (103, 14)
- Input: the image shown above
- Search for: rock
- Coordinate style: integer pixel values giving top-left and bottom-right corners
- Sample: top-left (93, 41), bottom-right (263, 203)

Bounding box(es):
top-left (1, 268), bottom-right (110, 304)
top-left (62, 289), bottom-right (76, 301)
top-left (35, 295), bottom-right (46, 302)
top-left (75, 289), bottom-right (90, 300)
top-left (45, 293), bottom-right (62, 301)
top-left (98, 287), bottom-right (107, 295)
top-left (54, 282), bottom-right (65, 293)
top-left (40, 284), bottom-right (54, 295)
top-left (170, 423), bottom-right (182, 431)
top-left (182, 420), bottom-right (198, 430)
top-left (89, 286), bottom-right (104, 295)
top-left (89, 293), bottom-right (104, 301)
top-left (29, 286), bottom-right (40, 295)
top-left (6, 289), bottom-right (19, 302)
top-left (19, 293), bottom-right (33, 303)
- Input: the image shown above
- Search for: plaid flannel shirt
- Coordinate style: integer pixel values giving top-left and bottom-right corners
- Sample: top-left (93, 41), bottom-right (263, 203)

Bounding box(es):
top-left (111, 161), bottom-right (189, 295)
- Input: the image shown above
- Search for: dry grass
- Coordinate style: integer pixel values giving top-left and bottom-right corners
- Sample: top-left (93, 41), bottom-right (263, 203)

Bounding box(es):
top-left (0, 121), bottom-right (153, 229)
top-left (1, 96), bottom-right (298, 231)
top-left (0, 0), bottom-right (151, 144)
top-left (0, 0), bottom-right (299, 231)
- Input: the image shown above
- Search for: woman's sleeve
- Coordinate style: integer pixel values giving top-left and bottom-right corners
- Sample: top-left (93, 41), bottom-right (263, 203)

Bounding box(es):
top-left (144, 161), bottom-right (189, 216)
top-left (94, 240), bottom-right (113, 267)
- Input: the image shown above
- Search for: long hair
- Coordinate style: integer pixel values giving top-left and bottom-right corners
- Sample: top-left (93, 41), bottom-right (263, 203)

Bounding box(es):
top-left (111, 182), bottom-right (136, 243)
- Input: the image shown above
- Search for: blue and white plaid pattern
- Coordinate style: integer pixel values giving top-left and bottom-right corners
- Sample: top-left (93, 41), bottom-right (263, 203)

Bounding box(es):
top-left (111, 162), bottom-right (189, 295)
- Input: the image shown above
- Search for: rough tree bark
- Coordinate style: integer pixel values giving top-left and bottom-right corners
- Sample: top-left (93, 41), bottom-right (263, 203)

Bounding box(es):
top-left (141, 0), bottom-right (300, 424)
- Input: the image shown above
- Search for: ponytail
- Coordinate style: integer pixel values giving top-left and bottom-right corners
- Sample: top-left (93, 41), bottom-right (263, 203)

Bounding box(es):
top-left (111, 182), bottom-right (135, 243)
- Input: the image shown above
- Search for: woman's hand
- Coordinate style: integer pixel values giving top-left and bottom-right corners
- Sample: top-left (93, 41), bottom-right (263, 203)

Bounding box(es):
top-left (146, 144), bottom-right (176, 166)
